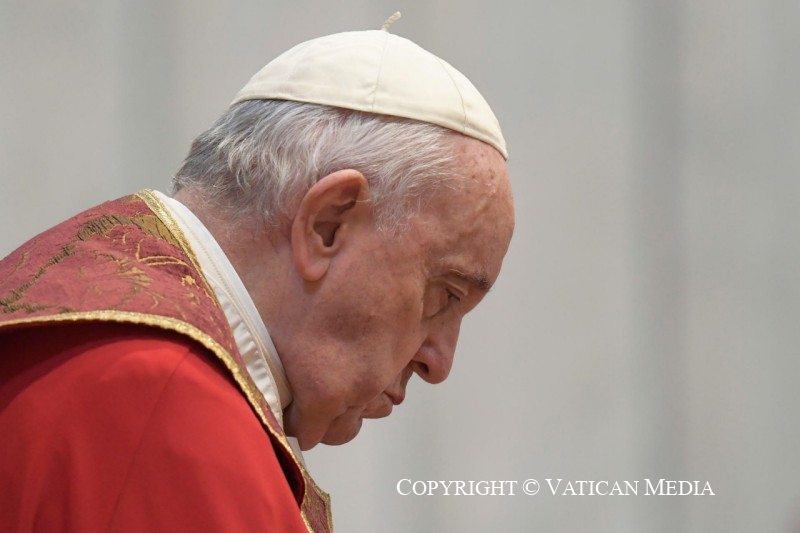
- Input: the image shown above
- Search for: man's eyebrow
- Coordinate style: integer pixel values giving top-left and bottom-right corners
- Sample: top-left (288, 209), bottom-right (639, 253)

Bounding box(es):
top-left (448, 269), bottom-right (492, 292)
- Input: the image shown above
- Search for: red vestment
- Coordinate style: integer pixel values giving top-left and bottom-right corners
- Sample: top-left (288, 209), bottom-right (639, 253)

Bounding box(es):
top-left (0, 191), bottom-right (332, 532)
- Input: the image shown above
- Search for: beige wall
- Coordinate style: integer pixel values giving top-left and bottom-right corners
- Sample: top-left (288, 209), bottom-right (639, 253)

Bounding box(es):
top-left (2, 1), bottom-right (799, 531)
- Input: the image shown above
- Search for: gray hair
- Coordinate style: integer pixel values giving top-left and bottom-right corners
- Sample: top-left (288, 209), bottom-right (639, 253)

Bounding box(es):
top-left (172, 99), bottom-right (458, 231)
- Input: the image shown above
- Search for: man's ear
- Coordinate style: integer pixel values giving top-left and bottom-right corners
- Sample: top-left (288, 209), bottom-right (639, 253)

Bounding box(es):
top-left (291, 169), bottom-right (370, 281)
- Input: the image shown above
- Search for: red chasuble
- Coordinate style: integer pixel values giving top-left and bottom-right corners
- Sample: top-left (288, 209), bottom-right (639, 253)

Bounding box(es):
top-left (0, 191), bottom-right (332, 532)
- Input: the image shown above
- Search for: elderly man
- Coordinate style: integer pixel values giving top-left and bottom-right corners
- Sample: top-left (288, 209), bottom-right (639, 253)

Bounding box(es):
top-left (0, 23), bottom-right (514, 532)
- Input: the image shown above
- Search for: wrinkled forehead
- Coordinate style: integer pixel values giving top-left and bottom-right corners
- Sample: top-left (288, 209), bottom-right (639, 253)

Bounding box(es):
top-left (410, 140), bottom-right (515, 281)
top-left (449, 137), bottom-right (514, 220)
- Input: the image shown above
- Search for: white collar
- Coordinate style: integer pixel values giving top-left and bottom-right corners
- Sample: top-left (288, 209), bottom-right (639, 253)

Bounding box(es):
top-left (154, 191), bottom-right (292, 427)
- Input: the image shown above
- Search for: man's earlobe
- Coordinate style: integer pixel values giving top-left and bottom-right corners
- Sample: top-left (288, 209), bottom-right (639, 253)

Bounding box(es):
top-left (290, 169), bottom-right (370, 281)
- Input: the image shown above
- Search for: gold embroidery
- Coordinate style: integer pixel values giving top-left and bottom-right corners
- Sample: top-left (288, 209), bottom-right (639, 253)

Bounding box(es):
top-left (1, 243), bottom-right (77, 314)
top-left (136, 190), bottom-right (219, 306)
top-left (1, 191), bottom-right (333, 532)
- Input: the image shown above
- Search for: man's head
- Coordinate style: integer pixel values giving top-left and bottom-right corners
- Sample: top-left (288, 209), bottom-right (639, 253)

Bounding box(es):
top-left (172, 26), bottom-right (515, 450)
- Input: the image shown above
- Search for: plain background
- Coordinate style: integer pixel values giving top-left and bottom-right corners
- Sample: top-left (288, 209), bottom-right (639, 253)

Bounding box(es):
top-left (2, 1), bottom-right (799, 531)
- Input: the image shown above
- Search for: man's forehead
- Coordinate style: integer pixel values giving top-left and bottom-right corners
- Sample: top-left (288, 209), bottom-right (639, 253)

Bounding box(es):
top-left (396, 138), bottom-right (513, 285)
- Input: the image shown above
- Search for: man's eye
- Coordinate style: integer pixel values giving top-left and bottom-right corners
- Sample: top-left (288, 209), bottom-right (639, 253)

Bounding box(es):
top-left (446, 289), bottom-right (461, 304)
top-left (438, 288), bottom-right (462, 315)
top-left (423, 285), bottom-right (463, 318)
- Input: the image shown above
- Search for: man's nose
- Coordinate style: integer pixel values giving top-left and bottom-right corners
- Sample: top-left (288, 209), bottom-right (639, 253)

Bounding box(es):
top-left (410, 320), bottom-right (461, 384)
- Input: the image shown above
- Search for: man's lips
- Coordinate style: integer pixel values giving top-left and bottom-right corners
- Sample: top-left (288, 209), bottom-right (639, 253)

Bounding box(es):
top-left (386, 390), bottom-right (405, 406)
top-left (363, 390), bottom-right (406, 419)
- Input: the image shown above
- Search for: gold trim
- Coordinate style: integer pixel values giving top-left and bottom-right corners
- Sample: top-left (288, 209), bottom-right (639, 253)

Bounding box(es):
top-left (1, 310), bottom-right (272, 430)
top-left (302, 514), bottom-right (314, 533)
top-left (135, 190), bottom-right (208, 281)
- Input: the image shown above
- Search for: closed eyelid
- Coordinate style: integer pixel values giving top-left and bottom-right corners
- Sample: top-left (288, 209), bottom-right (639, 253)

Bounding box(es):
top-left (446, 270), bottom-right (491, 295)
top-left (422, 282), bottom-right (460, 319)
top-left (445, 287), bottom-right (462, 301)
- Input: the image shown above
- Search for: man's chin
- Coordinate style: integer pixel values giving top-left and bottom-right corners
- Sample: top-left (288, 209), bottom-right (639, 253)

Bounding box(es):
top-left (284, 405), bottom-right (366, 448)
top-left (317, 402), bottom-right (394, 446)
top-left (320, 418), bottom-right (363, 446)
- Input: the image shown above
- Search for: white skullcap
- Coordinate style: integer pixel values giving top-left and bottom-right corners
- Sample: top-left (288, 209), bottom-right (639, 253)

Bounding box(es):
top-left (231, 25), bottom-right (507, 159)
